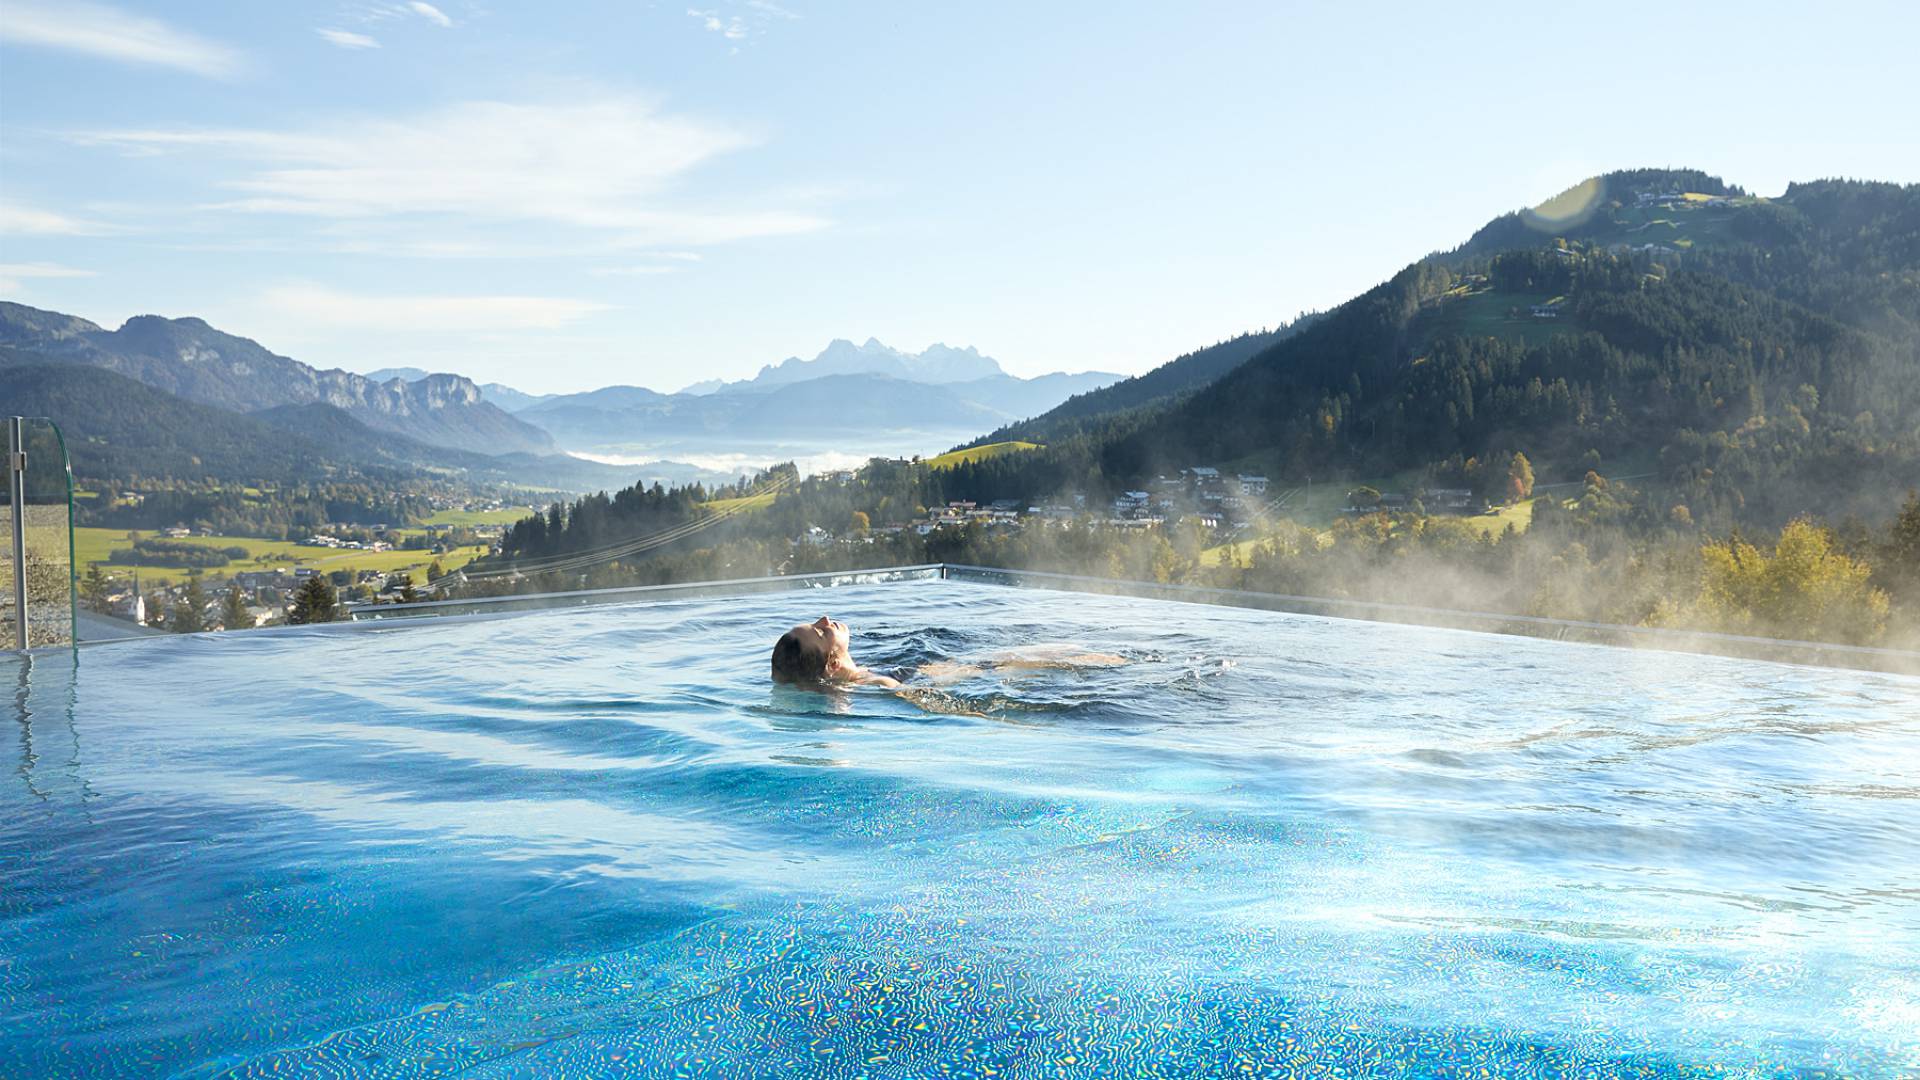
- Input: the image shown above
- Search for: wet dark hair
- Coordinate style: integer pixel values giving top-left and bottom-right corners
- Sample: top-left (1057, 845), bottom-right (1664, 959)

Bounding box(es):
top-left (771, 627), bottom-right (828, 683)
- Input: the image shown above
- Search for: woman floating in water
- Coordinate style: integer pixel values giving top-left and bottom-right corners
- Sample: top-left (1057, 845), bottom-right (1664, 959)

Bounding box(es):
top-left (770, 615), bottom-right (1124, 689)
top-left (770, 616), bottom-right (904, 687)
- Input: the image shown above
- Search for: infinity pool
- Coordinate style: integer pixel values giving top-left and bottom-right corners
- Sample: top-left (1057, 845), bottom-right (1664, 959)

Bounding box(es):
top-left (4, 580), bottom-right (1918, 1077)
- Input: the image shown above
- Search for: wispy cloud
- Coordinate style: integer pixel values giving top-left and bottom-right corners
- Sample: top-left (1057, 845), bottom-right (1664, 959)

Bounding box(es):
top-left (260, 283), bottom-right (609, 332)
top-left (590, 265), bottom-right (681, 277)
top-left (0, 201), bottom-right (116, 236)
top-left (407, 2), bottom-right (453, 28)
top-left (346, 2), bottom-right (454, 29)
top-left (0, 1), bottom-right (242, 78)
top-left (590, 251), bottom-right (705, 275)
top-left (0, 261), bottom-right (99, 294)
top-left (71, 96), bottom-right (830, 245)
top-left (0, 262), bottom-right (98, 278)
top-left (317, 28), bottom-right (381, 49)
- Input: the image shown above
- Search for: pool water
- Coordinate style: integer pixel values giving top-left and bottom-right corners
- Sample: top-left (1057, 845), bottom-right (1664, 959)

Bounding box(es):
top-left (4, 579), bottom-right (1918, 1078)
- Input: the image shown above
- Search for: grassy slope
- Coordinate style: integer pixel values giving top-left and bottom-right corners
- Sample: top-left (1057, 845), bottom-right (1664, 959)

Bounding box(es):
top-left (701, 491), bottom-right (777, 514)
top-left (925, 441), bottom-right (1041, 470)
top-left (1458, 498), bottom-right (1539, 537)
top-left (1425, 288), bottom-right (1580, 348)
top-left (1201, 498), bottom-right (1543, 566)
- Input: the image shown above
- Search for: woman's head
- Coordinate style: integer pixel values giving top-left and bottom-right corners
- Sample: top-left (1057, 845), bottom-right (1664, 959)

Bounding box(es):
top-left (771, 615), bottom-right (853, 683)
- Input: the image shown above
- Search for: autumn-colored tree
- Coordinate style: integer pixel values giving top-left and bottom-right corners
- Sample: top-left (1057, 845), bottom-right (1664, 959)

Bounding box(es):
top-left (849, 510), bottom-right (871, 537)
top-left (1695, 518), bottom-right (1889, 643)
top-left (1507, 452), bottom-right (1535, 503)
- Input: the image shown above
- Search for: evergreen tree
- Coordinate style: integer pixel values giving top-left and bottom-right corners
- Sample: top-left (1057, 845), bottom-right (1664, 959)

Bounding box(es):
top-left (220, 586), bottom-right (251, 630)
top-left (170, 578), bottom-right (207, 633)
top-left (80, 565), bottom-right (112, 614)
top-left (288, 575), bottom-right (338, 625)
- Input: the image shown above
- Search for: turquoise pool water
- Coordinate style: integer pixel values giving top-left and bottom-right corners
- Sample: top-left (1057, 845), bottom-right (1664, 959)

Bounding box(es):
top-left (4, 579), bottom-right (1918, 1077)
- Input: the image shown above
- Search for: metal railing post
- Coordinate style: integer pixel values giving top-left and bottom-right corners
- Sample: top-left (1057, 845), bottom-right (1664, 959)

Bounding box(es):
top-left (7, 417), bottom-right (28, 650)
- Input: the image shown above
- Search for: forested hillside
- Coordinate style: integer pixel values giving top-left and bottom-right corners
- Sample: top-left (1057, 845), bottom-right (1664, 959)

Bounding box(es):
top-left (965, 324), bottom-right (1307, 449)
top-left (925, 172), bottom-right (1919, 531)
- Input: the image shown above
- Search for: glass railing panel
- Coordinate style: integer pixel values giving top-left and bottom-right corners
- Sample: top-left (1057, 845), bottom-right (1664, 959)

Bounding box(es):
top-left (5, 417), bottom-right (76, 650)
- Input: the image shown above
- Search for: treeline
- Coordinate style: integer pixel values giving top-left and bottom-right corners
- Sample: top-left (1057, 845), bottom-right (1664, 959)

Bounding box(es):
top-left (494, 479), bottom-right (716, 561)
top-left (108, 537), bottom-right (250, 568)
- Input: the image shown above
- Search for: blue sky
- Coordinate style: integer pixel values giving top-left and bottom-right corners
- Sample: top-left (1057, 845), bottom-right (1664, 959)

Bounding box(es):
top-left (3, 1), bottom-right (1917, 394)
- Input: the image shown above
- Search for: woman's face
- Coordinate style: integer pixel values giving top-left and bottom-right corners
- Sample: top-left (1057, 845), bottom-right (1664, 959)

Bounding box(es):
top-left (811, 615), bottom-right (851, 657)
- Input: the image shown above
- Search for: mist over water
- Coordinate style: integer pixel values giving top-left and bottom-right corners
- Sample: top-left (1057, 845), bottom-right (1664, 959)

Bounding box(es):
top-left (568, 430), bottom-right (984, 479)
top-left (4, 582), bottom-right (1918, 1077)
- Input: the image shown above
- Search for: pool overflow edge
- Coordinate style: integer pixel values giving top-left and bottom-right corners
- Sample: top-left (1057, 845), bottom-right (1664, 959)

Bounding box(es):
top-left (52, 562), bottom-right (1920, 676)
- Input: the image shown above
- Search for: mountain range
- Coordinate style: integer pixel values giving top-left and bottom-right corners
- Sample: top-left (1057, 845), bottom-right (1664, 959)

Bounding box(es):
top-left (0, 304), bottom-right (553, 456)
top-left (695, 338), bottom-right (1007, 391)
top-left (0, 304), bottom-right (740, 497)
top-left (0, 300), bottom-right (1123, 499)
top-left (362, 338), bottom-right (1121, 455)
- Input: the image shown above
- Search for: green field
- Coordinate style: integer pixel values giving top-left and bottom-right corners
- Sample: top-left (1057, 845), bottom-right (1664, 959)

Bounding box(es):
top-left (422, 506), bottom-right (535, 527)
top-left (1426, 289), bottom-right (1578, 348)
top-left (73, 527), bottom-right (490, 587)
top-left (925, 441), bottom-right (1042, 470)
